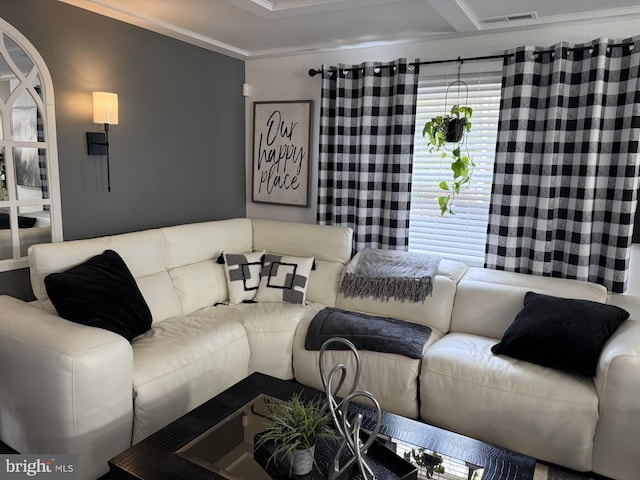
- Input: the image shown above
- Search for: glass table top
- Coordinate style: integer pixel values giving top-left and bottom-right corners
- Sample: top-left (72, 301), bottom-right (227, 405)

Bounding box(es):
top-left (177, 394), bottom-right (484, 480)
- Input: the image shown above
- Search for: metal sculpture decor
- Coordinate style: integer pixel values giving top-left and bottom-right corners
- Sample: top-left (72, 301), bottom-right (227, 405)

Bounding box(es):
top-left (319, 337), bottom-right (383, 480)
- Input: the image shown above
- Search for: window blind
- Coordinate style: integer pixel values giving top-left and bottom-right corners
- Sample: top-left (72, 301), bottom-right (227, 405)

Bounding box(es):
top-left (409, 71), bottom-right (502, 266)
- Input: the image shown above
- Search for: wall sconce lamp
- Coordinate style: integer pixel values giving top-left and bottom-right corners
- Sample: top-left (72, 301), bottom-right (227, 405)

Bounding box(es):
top-left (86, 92), bottom-right (118, 192)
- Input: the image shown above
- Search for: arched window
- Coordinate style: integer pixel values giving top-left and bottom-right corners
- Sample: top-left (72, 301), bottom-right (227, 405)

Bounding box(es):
top-left (0, 18), bottom-right (62, 271)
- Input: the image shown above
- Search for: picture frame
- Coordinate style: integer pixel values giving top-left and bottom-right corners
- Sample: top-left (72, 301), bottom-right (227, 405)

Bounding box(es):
top-left (252, 100), bottom-right (312, 207)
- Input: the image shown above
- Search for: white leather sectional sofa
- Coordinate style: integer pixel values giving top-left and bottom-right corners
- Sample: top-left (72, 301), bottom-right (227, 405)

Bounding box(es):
top-left (0, 218), bottom-right (638, 480)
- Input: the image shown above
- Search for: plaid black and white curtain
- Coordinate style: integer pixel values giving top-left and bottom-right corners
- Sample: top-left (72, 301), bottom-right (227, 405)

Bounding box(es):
top-left (37, 109), bottom-right (49, 201)
top-left (485, 37), bottom-right (640, 293)
top-left (35, 86), bottom-right (49, 202)
top-left (317, 58), bottom-right (419, 252)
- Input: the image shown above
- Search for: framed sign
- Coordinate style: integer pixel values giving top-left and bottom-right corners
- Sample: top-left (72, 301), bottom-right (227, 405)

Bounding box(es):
top-left (252, 100), bottom-right (312, 206)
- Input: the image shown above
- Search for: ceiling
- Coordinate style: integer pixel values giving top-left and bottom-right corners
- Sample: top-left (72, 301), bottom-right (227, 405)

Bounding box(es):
top-left (59, 0), bottom-right (640, 59)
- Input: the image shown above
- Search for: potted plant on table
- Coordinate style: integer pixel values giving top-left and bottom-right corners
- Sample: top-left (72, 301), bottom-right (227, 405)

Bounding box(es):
top-left (256, 392), bottom-right (338, 476)
top-left (422, 104), bottom-right (474, 215)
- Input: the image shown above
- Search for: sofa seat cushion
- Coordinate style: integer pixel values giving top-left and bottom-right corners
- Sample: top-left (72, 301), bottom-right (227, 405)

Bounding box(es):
top-left (193, 302), bottom-right (325, 380)
top-left (131, 315), bottom-right (250, 442)
top-left (420, 333), bottom-right (599, 471)
top-left (293, 313), bottom-right (443, 419)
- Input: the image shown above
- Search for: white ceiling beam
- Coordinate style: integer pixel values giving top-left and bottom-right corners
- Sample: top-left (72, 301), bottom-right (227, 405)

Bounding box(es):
top-left (427, 0), bottom-right (480, 32)
top-left (228, 0), bottom-right (408, 19)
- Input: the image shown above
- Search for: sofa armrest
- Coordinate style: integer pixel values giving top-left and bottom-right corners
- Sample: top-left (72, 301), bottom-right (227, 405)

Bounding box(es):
top-left (592, 295), bottom-right (640, 480)
top-left (0, 295), bottom-right (134, 480)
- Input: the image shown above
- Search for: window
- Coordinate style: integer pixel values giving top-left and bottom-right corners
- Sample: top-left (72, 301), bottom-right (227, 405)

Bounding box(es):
top-left (409, 69), bottom-right (501, 266)
top-left (0, 18), bottom-right (62, 271)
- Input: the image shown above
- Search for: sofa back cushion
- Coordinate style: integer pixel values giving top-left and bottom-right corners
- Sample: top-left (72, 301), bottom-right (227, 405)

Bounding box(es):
top-left (450, 267), bottom-right (608, 339)
top-left (336, 258), bottom-right (468, 334)
top-left (160, 218), bottom-right (253, 315)
top-left (29, 229), bottom-right (183, 324)
top-left (161, 218), bottom-right (253, 268)
top-left (168, 260), bottom-right (228, 315)
top-left (252, 219), bottom-right (353, 306)
top-left (29, 218), bottom-right (353, 323)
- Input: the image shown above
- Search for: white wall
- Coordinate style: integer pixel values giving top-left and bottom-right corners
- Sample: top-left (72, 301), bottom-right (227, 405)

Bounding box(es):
top-left (245, 18), bottom-right (640, 293)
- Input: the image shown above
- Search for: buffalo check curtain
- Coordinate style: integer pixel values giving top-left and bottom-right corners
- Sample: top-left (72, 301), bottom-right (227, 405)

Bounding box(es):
top-left (317, 59), bottom-right (419, 252)
top-left (37, 106), bottom-right (49, 201)
top-left (485, 37), bottom-right (640, 293)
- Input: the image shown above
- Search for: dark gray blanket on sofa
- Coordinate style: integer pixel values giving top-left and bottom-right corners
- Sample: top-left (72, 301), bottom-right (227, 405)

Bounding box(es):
top-left (305, 307), bottom-right (432, 359)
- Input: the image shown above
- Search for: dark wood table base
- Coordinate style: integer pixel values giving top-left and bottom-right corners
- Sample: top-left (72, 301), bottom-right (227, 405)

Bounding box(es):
top-left (109, 372), bottom-right (536, 480)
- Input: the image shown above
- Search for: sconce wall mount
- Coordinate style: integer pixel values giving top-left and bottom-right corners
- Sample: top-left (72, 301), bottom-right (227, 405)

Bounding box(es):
top-left (86, 130), bottom-right (108, 156)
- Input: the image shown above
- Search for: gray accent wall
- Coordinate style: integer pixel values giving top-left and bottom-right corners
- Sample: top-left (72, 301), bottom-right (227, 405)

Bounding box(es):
top-left (0, 0), bottom-right (246, 300)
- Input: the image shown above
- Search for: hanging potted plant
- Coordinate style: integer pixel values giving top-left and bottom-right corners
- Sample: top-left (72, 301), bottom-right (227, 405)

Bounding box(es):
top-left (404, 448), bottom-right (446, 478)
top-left (256, 392), bottom-right (338, 476)
top-left (422, 104), bottom-right (474, 215)
top-left (0, 152), bottom-right (7, 201)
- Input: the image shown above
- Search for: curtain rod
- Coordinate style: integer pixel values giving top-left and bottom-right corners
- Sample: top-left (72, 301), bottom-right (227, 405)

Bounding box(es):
top-left (308, 53), bottom-right (507, 77)
top-left (307, 41), bottom-right (635, 77)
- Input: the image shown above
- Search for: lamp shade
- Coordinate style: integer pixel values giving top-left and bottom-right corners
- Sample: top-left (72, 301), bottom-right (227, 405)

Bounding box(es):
top-left (93, 92), bottom-right (118, 125)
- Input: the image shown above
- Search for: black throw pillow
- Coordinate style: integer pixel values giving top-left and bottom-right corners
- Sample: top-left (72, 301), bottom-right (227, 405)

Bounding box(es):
top-left (45, 249), bottom-right (152, 342)
top-left (18, 215), bottom-right (37, 228)
top-left (0, 212), bottom-right (37, 229)
top-left (491, 291), bottom-right (629, 377)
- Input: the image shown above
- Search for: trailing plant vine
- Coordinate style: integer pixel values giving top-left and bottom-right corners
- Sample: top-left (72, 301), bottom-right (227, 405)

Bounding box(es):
top-left (422, 104), bottom-right (474, 215)
top-left (403, 449), bottom-right (446, 478)
top-left (0, 152), bottom-right (7, 201)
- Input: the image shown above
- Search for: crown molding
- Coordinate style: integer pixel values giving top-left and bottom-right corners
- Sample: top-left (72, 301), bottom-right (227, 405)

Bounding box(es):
top-left (59, 0), bottom-right (640, 60)
top-left (58, 0), bottom-right (249, 59)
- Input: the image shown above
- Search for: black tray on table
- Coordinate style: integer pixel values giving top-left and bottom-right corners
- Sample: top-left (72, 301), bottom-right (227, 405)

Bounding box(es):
top-left (254, 432), bottom-right (418, 480)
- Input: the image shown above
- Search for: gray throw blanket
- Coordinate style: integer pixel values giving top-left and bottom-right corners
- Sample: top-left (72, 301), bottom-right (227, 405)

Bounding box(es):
top-left (339, 248), bottom-right (441, 303)
top-left (305, 307), bottom-right (432, 359)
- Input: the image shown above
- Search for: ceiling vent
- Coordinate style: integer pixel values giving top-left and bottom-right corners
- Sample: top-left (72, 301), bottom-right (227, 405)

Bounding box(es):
top-left (480, 12), bottom-right (538, 25)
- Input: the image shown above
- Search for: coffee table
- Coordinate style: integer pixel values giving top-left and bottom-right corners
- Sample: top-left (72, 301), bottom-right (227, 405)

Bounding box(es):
top-left (108, 372), bottom-right (536, 480)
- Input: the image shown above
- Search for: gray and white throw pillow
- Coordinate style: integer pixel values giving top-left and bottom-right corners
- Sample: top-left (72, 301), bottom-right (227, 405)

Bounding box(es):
top-left (223, 250), bottom-right (265, 304)
top-left (255, 253), bottom-right (314, 304)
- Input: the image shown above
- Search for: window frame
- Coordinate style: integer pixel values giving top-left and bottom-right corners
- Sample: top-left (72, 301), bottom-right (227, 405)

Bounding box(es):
top-left (0, 17), bottom-right (63, 272)
top-left (409, 62), bottom-right (502, 267)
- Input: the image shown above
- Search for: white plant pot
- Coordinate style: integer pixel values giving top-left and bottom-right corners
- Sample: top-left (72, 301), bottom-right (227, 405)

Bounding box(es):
top-left (291, 444), bottom-right (315, 475)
